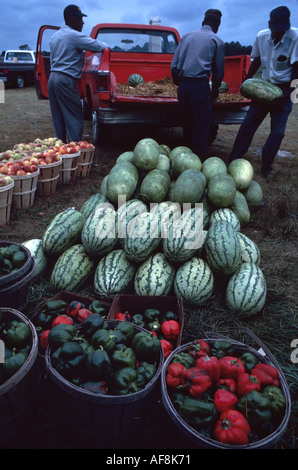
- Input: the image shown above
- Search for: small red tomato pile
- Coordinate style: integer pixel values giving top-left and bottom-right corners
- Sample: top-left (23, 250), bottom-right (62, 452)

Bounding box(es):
top-left (165, 338), bottom-right (286, 446)
top-left (33, 298), bottom-right (107, 350)
top-left (114, 307), bottom-right (181, 358)
top-left (0, 159), bottom-right (39, 176)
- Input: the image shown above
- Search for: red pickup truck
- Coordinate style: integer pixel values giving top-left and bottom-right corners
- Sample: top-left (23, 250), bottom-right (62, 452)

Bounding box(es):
top-left (35, 23), bottom-right (251, 144)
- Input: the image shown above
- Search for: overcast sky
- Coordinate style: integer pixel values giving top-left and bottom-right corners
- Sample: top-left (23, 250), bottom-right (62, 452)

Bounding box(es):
top-left (1, 0), bottom-right (298, 52)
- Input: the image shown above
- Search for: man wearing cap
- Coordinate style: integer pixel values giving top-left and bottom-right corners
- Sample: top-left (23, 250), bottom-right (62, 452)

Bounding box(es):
top-left (171, 9), bottom-right (225, 161)
top-left (228, 6), bottom-right (298, 179)
top-left (47, 5), bottom-right (108, 143)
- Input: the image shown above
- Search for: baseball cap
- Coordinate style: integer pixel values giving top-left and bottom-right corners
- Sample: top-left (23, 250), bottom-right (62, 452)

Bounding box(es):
top-left (268, 6), bottom-right (290, 32)
top-left (64, 5), bottom-right (87, 19)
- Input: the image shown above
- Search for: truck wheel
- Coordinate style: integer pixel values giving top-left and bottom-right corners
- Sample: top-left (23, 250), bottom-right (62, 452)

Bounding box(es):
top-left (16, 75), bottom-right (25, 88)
top-left (92, 111), bottom-right (100, 145)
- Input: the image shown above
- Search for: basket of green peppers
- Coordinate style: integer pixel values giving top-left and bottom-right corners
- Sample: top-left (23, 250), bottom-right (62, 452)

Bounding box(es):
top-left (45, 317), bottom-right (164, 399)
top-left (0, 307), bottom-right (38, 389)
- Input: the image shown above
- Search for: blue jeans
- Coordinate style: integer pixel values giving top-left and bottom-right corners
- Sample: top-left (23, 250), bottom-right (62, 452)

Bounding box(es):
top-left (178, 77), bottom-right (211, 160)
top-left (229, 97), bottom-right (293, 173)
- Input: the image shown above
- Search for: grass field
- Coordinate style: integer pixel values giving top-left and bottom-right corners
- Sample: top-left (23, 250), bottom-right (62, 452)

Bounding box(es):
top-left (0, 85), bottom-right (297, 449)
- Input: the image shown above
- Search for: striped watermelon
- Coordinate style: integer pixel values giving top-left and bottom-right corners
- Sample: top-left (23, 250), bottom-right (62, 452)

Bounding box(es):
top-left (134, 253), bottom-right (175, 296)
top-left (127, 73), bottom-right (144, 87)
top-left (50, 244), bottom-right (95, 291)
top-left (226, 262), bottom-right (266, 317)
top-left (42, 208), bottom-right (85, 256)
top-left (174, 257), bottom-right (214, 306)
top-left (205, 220), bottom-right (241, 275)
top-left (150, 201), bottom-right (181, 236)
top-left (237, 233), bottom-right (260, 266)
top-left (124, 212), bottom-right (161, 263)
top-left (117, 199), bottom-right (148, 245)
top-left (94, 249), bottom-right (135, 300)
top-left (209, 208), bottom-right (241, 232)
top-left (22, 238), bottom-right (47, 279)
top-left (81, 206), bottom-right (118, 257)
top-left (80, 193), bottom-right (108, 220)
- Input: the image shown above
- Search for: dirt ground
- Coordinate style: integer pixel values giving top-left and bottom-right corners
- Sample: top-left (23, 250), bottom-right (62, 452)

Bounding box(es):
top-left (0, 85), bottom-right (297, 449)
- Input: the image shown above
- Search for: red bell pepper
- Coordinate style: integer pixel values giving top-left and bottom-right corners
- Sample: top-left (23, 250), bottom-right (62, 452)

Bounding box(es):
top-left (52, 315), bottom-right (74, 328)
top-left (161, 320), bottom-right (180, 341)
top-left (251, 363), bottom-right (280, 388)
top-left (237, 373), bottom-right (261, 396)
top-left (160, 339), bottom-right (173, 359)
top-left (217, 378), bottom-right (237, 393)
top-left (195, 355), bottom-right (221, 382)
top-left (188, 339), bottom-right (211, 359)
top-left (76, 308), bottom-right (94, 323)
top-left (165, 363), bottom-right (186, 389)
top-left (115, 312), bottom-right (131, 321)
top-left (40, 329), bottom-right (50, 350)
top-left (66, 301), bottom-right (85, 318)
top-left (214, 410), bottom-right (251, 445)
top-left (181, 367), bottom-right (212, 398)
top-left (219, 356), bottom-right (245, 379)
top-left (213, 389), bottom-right (239, 413)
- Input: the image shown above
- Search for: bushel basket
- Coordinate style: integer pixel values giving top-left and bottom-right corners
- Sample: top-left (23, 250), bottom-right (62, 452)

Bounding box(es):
top-left (161, 329), bottom-right (291, 449)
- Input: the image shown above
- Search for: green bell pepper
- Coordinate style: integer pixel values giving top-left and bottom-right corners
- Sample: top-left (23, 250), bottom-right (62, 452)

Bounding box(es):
top-left (136, 361), bottom-right (156, 388)
top-left (111, 346), bottom-right (136, 370)
top-left (237, 390), bottom-right (272, 428)
top-left (109, 329), bottom-right (127, 346)
top-left (162, 310), bottom-right (178, 322)
top-left (263, 386), bottom-right (286, 423)
top-left (131, 314), bottom-right (145, 328)
top-left (211, 340), bottom-right (234, 359)
top-left (147, 320), bottom-right (161, 334)
top-left (5, 320), bottom-right (31, 348)
top-left (114, 321), bottom-right (135, 343)
top-left (112, 367), bottom-right (140, 395)
top-left (48, 324), bottom-right (77, 349)
top-left (2, 351), bottom-right (28, 379)
top-left (170, 392), bottom-right (185, 410)
top-left (178, 395), bottom-right (217, 429)
top-left (88, 300), bottom-right (106, 316)
top-left (81, 313), bottom-right (105, 340)
top-left (51, 342), bottom-right (85, 380)
top-left (172, 352), bottom-right (195, 369)
top-left (90, 328), bottom-right (116, 353)
top-left (131, 331), bottom-right (161, 361)
top-left (240, 352), bottom-right (259, 372)
top-left (44, 300), bottom-right (68, 313)
top-left (143, 308), bottom-right (160, 323)
top-left (86, 348), bottom-right (112, 381)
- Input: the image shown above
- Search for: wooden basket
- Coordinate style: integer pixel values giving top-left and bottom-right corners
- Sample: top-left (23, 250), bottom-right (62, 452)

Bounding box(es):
top-left (0, 180), bottom-right (14, 226)
top-left (77, 148), bottom-right (95, 177)
top-left (58, 152), bottom-right (80, 185)
top-left (36, 159), bottom-right (62, 197)
top-left (12, 169), bottom-right (40, 210)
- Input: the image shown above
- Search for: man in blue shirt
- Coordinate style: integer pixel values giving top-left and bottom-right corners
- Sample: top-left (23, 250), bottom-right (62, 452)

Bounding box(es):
top-left (47, 5), bottom-right (108, 143)
top-left (171, 9), bottom-right (225, 161)
top-left (228, 6), bottom-right (298, 179)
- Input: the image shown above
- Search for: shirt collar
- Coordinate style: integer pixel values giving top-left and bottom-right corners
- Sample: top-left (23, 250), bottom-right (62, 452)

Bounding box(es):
top-left (201, 24), bottom-right (213, 32)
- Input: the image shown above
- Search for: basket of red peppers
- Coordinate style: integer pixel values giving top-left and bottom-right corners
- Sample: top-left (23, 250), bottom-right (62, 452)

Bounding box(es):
top-left (161, 330), bottom-right (291, 449)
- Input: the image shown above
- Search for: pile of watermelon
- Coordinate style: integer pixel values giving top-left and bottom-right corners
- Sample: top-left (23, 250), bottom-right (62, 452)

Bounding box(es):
top-left (24, 138), bottom-right (266, 319)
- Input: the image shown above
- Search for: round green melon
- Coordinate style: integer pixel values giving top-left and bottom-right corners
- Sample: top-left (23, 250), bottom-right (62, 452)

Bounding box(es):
top-left (228, 158), bottom-right (254, 190)
top-left (117, 199), bottom-right (148, 243)
top-left (205, 220), bottom-right (241, 275)
top-left (207, 174), bottom-right (236, 207)
top-left (116, 151), bottom-right (134, 164)
top-left (107, 161), bottom-right (138, 205)
top-left (159, 144), bottom-right (171, 157)
top-left (219, 81), bottom-right (229, 93)
top-left (242, 180), bottom-right (263, 207)
top-left (166, 181), bottom-right (176, 201)
top-left (171, 151), bottom-right (202, 179)
top-left (127, 73), bottom-right (144, 87)
top-left (174, 257), bottom-right (214, 306)
top-left (169, 146), bottom-right (192, 162)
top-left (156, 154), bottom-right (170, 173)
top-left (174, 169), bottom-right (206, 207)
top-left (201, 157), bottom-right (227, 182)
top-left (140, 168), bottom-right (170, 204)
top-left (229, 190), bottom-right (250, 225)
top-left (132, 138), bottom-right (160, 171)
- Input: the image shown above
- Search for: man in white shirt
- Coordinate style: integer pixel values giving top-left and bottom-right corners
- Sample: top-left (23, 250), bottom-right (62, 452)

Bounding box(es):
top-left (47, 5), bottom-right (108, 142)
top-left (229, 6), bottom-right (298, 179)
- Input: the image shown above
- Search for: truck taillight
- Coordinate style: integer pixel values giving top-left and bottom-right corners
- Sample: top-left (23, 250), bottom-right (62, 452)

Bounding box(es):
top-left (96, 71), bottom-right (110, 92)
